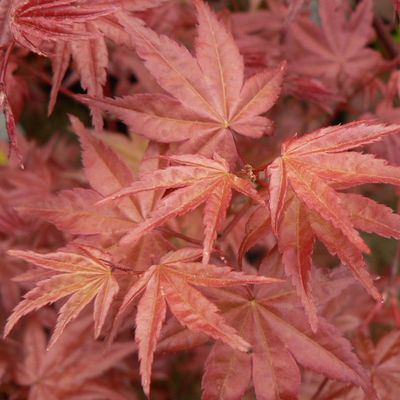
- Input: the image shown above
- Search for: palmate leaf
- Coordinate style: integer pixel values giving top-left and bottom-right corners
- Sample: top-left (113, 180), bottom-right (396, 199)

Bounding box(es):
top-left (157, 249), bottom-right (374, 400)
top-left (314, 331), bottom-right (400, 399)
top-left (16, 317), bottom-right (134, 400)
top-left (14, 117), bottom-right (143, 237)
top-left (79, 0), bottom-right (285, 164)
top-left (45, 0), bottom-right (170, 115)
top-left (16, 188), bottom-right (136, 235)
top-left (99, 153), bottom-right (265, 264)
top-left (290, 0), bottom-right (382, 89)
top-left (4, 248), bottom-right (119, 346)
top-left (9, 0), bottom-right (119, 55)
top-left (70, 116), bottom-right (142, 223)
top-left (109, 247), bottom-right (281, 397)
top-left (47, 22), bottom-right (109, 129)
top-left (17, 119), bottom-right (172, 271)
top-left (7, 1), bottom-right (119, 129)
top-left (14, 0), bottom-right (168, 115)
top-left (267, 120), bottom-right (400, 330)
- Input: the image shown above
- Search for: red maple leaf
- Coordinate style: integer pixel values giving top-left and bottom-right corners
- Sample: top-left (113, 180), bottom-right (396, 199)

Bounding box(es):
top-left (158, 249), bottom-right (374, 400)
top-left (18, 117), bottom-right (172, 269)
top-left (9, 0), bottom-right (118, 56)
top-left (290, 0), bottom-right (382, 90)
top-left (15, 317), bottom-right (134, 400)
top-left (99, 153), bottom-right (265, 264)
top-left (79, 0), bottom-right (285, 165)
top-left (268, 121), bottom-right (400, 329)
top-left (109, 247), bottom-right (280, 397)
top-left (310, 330), bottom-right (400, 399)
top-left (5, 247), bottom-right (119, 345)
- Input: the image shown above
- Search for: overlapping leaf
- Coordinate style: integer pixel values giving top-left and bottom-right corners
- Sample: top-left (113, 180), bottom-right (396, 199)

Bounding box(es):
top-left (5, 0), bottom-right (121, 129)
top-left (110, 247), bottom-right (280, 397)
top-left (100, 153), bottom-right (265, 264)
top-left (267, 120), bottom-right (400, 329)
top-left (5, 248), bottom-right (119, 345)
top-left (17, 188), bottom-right (136, 235)
top-left (16, 116), bottom-right (142, 233)
top-left (18, 118), bottom-right (171, 269)
top-left (158, 249), bottom-right (373, 400)
top-left (9, 0), bottom-right (118, 55)
top-left (313, 330), bottom-right (400, 399)
top-left (41, 2), bottom-right (168, 120)
top-left (16, 317), bottom-right (133, 400)
top-left (79, 0), bottom-right (285, 164)
top-left (290, 0), bottom-right (382, 89)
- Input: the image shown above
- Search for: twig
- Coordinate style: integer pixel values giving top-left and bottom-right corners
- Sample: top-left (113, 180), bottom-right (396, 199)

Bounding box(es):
top-left (373, 16), bottom-right (399, 59)
top-left (310, 377), bottom-right (328, 400)
top-left (219, 201), bottom-right (252, 242)
top-left (16, 58), bottom-right (77, 101)
top-left (0, 41), bottom-right (14, 84)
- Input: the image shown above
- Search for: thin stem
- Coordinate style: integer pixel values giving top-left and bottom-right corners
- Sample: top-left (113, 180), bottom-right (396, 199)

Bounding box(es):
top-left (16, 58), bottom-right (77, 100)
top-left (253, 162), bottom-right (272, 173)
top-left (158, 226), bottom-right (228, 260)
top-left (232, 133), bottom-right (248, 168)
top-left (256, 176), bottom-right (269, 188)
top-left (0, 40), bottom-right (14, 84)
top-left (373, 16), bottom-right (399, 60)
top-left (310, 377), bottom-right (328, 400)
top-left (359, 299), bottom-right (384, 332)
top-left (158, 226), bottom-right (203, 247)
top-left (230, 0), bottom-right (240, 12)
top-left (0, 40), bottom-right (24, 167)
top-left (219, 201), bottom-right (252, 242)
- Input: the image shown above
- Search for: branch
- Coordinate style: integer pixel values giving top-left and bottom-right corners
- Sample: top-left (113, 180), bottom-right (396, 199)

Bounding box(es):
top-left (373, 16), bottom-right (399, 59)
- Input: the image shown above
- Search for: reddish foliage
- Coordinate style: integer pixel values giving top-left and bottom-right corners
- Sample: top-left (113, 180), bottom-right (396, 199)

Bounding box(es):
top-left (1, 0), bottom-right (400, 399)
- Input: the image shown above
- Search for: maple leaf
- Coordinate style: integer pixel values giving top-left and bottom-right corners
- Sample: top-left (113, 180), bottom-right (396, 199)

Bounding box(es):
top-left (312, 330), bottom-right (400, 399)
top-left (290, 0), bottom-right (382, 90)
top-left (16, 188), bottom-right (137, 235)
top-left (110, 247), bottom-right (280, 397)
top-left (99, 153), bottom-right (265, 264)
top-left (72, 117), bottom-right (172, 266)
top-left (15, 317), bottom-right (134, 400)
top-left (11, 1), bottom-right (162, 127)
top-left (78, 0), bottom-right (285, 164)
top-left (4, 247), bottom-right (119, 346)
top-left (44, 1), bottom-right (170, 115)
top-left (48, 41), bottom-right (71, 115)
top-left (8, 0), bottom-right (119, 56)
top-left (4, 1), bottom-right (120, 129)
top-left (71, 116), bottom-right (142, 223)
top-left (70, 21), bottom-right (110, 130)
top-left (18, 118), bottom-right (172, 270)
top-left (157, 249), bottom-right (373, 400)
top-left (91, 0), bottom-right (170, 46)
top-left (47, 22), bottom-right (110, 129)
top-left (237, 202), bottom-right (271, 268)
top-left (267, 120), bottom-right (400, 329)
